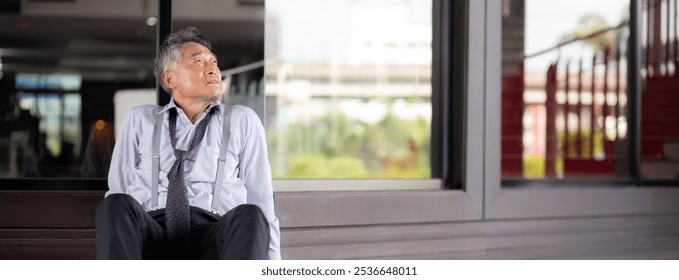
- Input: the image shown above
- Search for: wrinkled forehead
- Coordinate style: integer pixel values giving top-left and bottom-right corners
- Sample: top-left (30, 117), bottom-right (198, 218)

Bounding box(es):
top-left (180, 41), bottom-right (216, 59)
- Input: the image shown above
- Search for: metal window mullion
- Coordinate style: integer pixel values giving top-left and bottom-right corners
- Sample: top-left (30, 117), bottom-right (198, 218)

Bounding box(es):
top-left (157, 0), bottom-right (172, 106)
top-left (629, 0), bottom-right (643, 183)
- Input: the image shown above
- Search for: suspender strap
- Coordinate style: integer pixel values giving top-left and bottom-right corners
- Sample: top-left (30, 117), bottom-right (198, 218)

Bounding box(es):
top-left (151, 110), bottom-right (163, 210)
top-left (212, 105), bottom-right (233, 213)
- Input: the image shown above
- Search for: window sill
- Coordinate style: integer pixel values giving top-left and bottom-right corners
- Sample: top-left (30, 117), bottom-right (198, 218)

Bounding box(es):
top-left (273, 178), bottom-right (442, 192)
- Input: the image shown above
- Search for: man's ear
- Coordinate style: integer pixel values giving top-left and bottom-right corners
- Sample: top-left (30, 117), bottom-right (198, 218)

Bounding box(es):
top-left (162, 71), bottom-right (174, 90)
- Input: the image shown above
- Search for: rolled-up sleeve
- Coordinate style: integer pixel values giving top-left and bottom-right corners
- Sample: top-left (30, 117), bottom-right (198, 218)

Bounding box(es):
top-left (237, 106), bottom-right (281, 260)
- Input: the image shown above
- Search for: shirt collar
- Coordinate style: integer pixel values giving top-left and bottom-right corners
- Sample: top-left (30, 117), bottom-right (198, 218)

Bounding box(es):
top-left (156, 98), bottom-right (223, 115)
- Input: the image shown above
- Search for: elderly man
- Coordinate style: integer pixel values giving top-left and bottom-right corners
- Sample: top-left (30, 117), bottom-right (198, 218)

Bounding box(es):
top-left (95, 27), bottom-right (280, 260)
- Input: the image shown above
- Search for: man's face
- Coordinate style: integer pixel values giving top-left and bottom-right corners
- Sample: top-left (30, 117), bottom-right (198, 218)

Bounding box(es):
top-left (165, 41), bottom-right (222, 100)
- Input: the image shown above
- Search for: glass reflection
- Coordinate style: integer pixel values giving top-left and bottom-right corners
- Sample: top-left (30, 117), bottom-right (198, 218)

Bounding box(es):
top-left (501, 0), bottom-right (631, 179)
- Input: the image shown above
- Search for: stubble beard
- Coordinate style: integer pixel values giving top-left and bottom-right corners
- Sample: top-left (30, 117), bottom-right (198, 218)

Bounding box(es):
top-left (203, 93), bottom-right (221, 104)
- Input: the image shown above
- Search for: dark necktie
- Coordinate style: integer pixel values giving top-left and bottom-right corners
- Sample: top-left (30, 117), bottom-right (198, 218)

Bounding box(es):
top-left (166, 106), bottom-right (214, 245)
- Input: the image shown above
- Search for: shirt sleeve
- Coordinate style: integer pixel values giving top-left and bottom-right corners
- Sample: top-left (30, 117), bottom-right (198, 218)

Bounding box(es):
top-left (237, 106), bottom-right (282, 260)
top-left (106, 107), bottom-right (143, 197)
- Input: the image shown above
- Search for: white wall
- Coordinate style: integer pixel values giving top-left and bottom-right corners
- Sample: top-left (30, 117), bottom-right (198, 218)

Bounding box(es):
top-left (113, 89), bottom-right (157, 139)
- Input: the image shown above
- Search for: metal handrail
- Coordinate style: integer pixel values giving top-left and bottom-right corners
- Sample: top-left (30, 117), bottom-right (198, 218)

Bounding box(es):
top-left (220, 60), bottom-right (264, 78)
top-left (524, 21), bottom-right (628, 59)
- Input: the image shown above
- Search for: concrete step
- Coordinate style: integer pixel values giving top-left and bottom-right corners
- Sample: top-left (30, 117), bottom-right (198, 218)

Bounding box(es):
top-left (640, 160), bottom-right (679, 180)
top-left (664, 139), bottom-right (679, 160)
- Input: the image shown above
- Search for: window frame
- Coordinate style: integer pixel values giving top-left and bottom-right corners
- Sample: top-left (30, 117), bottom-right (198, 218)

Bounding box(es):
top-left (261, 0), bottom-right (448, 186)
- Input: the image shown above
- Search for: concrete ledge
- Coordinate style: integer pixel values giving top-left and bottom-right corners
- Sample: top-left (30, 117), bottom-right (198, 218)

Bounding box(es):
top-left (2, 191), bottom-right (679, 260)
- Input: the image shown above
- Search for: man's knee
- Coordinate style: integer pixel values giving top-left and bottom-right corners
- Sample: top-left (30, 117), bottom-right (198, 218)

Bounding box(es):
top-left (219, 204), bottom-right (268, 230)
top-left (215, 204), bottom-right (270, 259)
top-left (96, 193), bottom-right (142, 226)
top-left (232, 204), bottom-right (265, 219)
top-left (98, 194), bottom-right (136, 213)
top-left (95, 194), bottom-right (154, 260)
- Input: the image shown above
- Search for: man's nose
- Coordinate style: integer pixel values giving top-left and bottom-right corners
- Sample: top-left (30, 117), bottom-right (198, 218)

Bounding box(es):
top-left (206, 67), bottom-right (219, 76)
top-left (206, 64), bottom-right (220, 76)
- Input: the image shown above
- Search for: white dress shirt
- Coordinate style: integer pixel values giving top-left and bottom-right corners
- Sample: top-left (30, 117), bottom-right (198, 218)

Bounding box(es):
top-left (106, 99), bottom-right (281, 260)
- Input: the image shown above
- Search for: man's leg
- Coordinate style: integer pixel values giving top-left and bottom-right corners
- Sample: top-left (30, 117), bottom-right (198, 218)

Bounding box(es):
top-left (95, 193), bottom-right (165, 259)
top-left (190, 204), bottom-right (270, 259)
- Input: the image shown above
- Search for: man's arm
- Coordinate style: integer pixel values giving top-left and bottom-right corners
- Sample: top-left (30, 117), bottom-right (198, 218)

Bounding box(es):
top-left (106, 107), bottom-right (144, 197)
top-left (237, 106), bottom-right (281, 260)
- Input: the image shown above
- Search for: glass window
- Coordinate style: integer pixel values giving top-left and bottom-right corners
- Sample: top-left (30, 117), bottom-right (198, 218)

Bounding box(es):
top-left (0, 0), bottom-right (157, 178)
top-left (639, 0), bottom-right (679, 181)
top-left (266, 0), bottom-right (433, 179)
top-left (501, 0), bottom-right (632, 179)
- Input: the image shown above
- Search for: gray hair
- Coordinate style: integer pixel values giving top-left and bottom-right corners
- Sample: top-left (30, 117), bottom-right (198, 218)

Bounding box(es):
top-left (154, 27), bottom-right (213, 93)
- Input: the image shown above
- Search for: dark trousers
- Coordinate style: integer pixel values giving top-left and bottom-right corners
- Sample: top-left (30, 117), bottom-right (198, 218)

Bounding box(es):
top-left (95, 193), bottom-right (270, 260)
